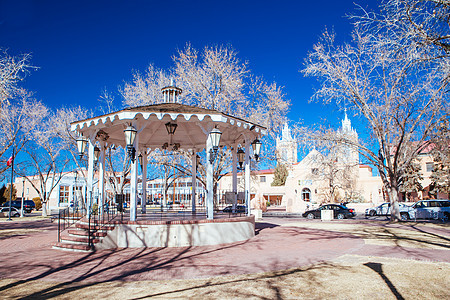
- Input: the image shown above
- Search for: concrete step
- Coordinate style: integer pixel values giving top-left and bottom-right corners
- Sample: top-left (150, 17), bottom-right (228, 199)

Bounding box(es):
top-left (52, 242), bottom-right (94, 252)
top-left (75, 223), bottom-right (115, 231)
top-left (68, 230), bottom-right (107, 237)
top-left (60, 235), bottom-right (100, 244)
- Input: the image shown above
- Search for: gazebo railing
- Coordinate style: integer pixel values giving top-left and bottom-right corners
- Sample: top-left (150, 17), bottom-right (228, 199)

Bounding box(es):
top-left (57, 206), bottom-right (84, 243)
top-left (57, 202), bottom-right (120, 245)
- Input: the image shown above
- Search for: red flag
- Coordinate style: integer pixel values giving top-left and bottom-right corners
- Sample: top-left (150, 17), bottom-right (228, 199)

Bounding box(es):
top-left (6, 156), bottom-right (13, 167)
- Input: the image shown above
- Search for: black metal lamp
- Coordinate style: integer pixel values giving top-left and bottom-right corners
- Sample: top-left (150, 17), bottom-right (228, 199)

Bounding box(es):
top-left (165, 122), bottom-right (178, 135)
top-left (209, 127), bottom-right (222, 163)
top-left (76, 135), bottom-right (88, 159)
top-left (237, 148), bottom-right (245, 169)
top-left (124, 125), bottom-right (137, 161)
top-left (93, 146), bottom-right (100, 164)
top-left (251, 139), bottom-right (262, 161)
top-left (138, 154), bottom-right (143, 171)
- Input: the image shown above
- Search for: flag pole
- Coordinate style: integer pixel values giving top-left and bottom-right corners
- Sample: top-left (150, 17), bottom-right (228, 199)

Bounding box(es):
top-left (7, 147), bottom-right (15, 221)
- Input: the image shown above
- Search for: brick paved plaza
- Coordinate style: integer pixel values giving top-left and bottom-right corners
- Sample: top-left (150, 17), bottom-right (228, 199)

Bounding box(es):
top-left (0, 217), bottom-right (449, 299)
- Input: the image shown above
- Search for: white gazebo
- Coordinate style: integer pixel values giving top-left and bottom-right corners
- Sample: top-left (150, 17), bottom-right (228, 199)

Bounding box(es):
top-left (71, 84), bottom-right (265, 223)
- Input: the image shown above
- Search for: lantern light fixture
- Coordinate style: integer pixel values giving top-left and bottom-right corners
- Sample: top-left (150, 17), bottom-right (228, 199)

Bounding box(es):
top-left (165, 122), bottom-right (178, 135)
top-left (138, 153), bottom-right (143, 171)
top-left (76, 135), bottom-right (88, 159)
top-left (251, 139), bottom-right (262, 161)
top-left (93, 146), bottom-right (100, 164)
top-left (237, 148), bottom-right (245, 170)
top-left (124, 125), bottom-right (137, 162)
top-left (208, 127), bottom-right (222, 163)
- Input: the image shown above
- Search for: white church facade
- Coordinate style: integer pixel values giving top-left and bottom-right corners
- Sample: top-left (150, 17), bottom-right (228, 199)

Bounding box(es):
top-left (219, 113), bottom-right (385, 212)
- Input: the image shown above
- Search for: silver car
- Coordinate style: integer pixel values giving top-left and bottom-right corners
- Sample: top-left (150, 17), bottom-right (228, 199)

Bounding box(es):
top-left (400, 200), bottom-right (450, 221)
top-left (365, 202), bottom-right (410, 217)
top-left (0, 207), bottom-right (21, 217)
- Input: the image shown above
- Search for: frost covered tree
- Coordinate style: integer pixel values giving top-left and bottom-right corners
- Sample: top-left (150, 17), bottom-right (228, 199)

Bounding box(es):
top-left (0, 89), bottom-right (47, 179)
top-left (0, 50), bottom-right (45, 179)
top-left (119, 44), bottom-right (290, 192)
top-left (430, 121), bottom-right (450, 199)
top-left (17, 110), bottom-right (70, 216)
top-left (303, 1), bottom-right (449, 220)
top-left (0, 49), bottom-right (34, 103)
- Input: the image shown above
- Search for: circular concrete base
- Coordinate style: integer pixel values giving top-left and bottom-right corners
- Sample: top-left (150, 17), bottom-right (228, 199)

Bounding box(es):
top-left (97, 215), bottom-right (255, 249)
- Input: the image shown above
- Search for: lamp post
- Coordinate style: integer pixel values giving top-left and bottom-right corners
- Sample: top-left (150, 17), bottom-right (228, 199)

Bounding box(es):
top-left (20, 177), bottom-right (25, 218)
top-left (124, 125), bottom-right (137, 162)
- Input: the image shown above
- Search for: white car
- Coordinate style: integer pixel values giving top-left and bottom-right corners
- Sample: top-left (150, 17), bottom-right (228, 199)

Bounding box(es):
top-left (400, 200), bottom-right (450, 221)
top-left (365, 202), bottom-right (410, 217)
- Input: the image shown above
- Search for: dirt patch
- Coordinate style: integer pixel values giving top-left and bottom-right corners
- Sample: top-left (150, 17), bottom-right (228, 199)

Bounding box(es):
top-left (285, 222), bottom-right (450, 250)
top-left (1, 256), bottom-right (448, 299)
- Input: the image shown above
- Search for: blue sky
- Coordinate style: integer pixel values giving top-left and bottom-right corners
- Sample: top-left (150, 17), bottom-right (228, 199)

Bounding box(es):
top-left (0, 0), bottom-right (381, 128)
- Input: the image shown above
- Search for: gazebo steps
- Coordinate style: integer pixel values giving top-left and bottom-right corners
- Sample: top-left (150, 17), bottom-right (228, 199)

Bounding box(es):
top-left (60, 235), bottom-right (100, 244)
top-left (68, 229), bottom-right (107, 237)
top-left (52, 242), bottom-right (94, 252)
top-left (75, 223), bottom-right (115, 231)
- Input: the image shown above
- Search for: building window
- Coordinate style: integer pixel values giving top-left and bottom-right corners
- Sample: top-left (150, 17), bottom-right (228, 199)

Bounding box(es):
top-left (311, 168), bottom-right (319, 175)
top-left (426, 162), bottom-right (434, 172)
top-left (260, 176), bottom-right (266, 183)
top-left (59, 186), bottom-right (70, 203)
top-left (302, 188), bottom-right (311, 202)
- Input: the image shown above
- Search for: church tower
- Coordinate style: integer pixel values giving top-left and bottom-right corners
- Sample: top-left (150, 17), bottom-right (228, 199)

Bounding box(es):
top-left (276, 123), bottom-right (297, 165)
top-left (339, 110), bottom-right (359, 165)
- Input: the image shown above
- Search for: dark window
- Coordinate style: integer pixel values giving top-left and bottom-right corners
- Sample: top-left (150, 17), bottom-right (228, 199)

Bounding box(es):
top-left (302, 188), bottom-right (311, 202)
top-left (426, 163), bottom-right (434, 172)
top-left (311, 168), bottom-right (319, 175)
top-left (260, 176), bottom-right (266, 183)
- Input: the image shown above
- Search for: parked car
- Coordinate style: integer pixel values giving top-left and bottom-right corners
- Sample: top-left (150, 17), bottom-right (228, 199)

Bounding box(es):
top-left (400, 199), bottom-right (450, 221)
top-left (2, 200), bottom-right (35, 213)
top-left (223, 205), bottom-right (246, 213)
top-left (365, 202), bottom-right (410, 217)
top-left (0, 207), bottom-right (21, 217)
top-left (302, 204), bottom-right (356, 219)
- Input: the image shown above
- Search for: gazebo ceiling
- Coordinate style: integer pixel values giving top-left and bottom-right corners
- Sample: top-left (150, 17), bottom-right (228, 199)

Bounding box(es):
top-left (71, 103), bottom-right (266, 151)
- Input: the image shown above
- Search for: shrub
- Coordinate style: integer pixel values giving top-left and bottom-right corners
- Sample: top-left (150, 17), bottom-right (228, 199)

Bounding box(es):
top-left (33, 197), bottom-right (42, 211)
top-left (92, 203), bottom-right (98, 215)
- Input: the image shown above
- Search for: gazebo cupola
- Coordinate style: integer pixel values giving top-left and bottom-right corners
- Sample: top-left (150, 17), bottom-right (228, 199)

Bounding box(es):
top-left (161, 78), bottom-right (182, 103)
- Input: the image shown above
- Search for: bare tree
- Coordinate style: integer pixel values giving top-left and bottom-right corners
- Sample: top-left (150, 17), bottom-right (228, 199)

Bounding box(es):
top-left (119, 44), bottom-right (290, 199)
top-left (17, 111), bottom-right (70, 216)
top-left (303, 17), bottom-right (448, 220)
top-left (0, 49), bottom-right (34, 103)
top-left (430, 121), bottom-right (450, 198)
top-left (120, 64), bottom-right (171, 107)
top-left (0, 90), bottom-right (47, 180)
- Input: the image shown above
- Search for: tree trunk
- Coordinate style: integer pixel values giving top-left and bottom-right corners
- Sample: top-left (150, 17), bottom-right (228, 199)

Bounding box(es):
top-left (389, 182), bottom-right (401, 221)
top-left (41, 200), bottom-right (48, 217)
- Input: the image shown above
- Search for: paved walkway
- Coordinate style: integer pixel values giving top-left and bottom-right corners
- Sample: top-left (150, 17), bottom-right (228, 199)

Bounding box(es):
top-left (0, 217), bottom-right (448, 284)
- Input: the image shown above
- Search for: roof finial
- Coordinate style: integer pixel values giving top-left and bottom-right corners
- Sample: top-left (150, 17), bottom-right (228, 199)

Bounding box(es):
top-left (161, 78), bottom-right (182, 103)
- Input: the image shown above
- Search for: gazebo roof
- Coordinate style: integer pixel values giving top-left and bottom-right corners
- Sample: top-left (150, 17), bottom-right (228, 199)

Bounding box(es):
top-left (71, 103), bottom-right (266, 151)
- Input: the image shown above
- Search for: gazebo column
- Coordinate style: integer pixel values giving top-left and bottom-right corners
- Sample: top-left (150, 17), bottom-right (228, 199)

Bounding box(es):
top-left (232, 146), bottom-right (238, 212)
top-left (191, 150), bottom-right (197, 214)
top-left (130, 134), bottom-right (139, 221)
top-left (206, 136), bottom-right (214, 219)
top-left (141, 152), bottom-right (147, 214)
top-left (244, 140), bottom-right (251, 216)
top-left (87, 140), bottom-right (95, 217)
top-left (98, 142), bottom-right (106, 216)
